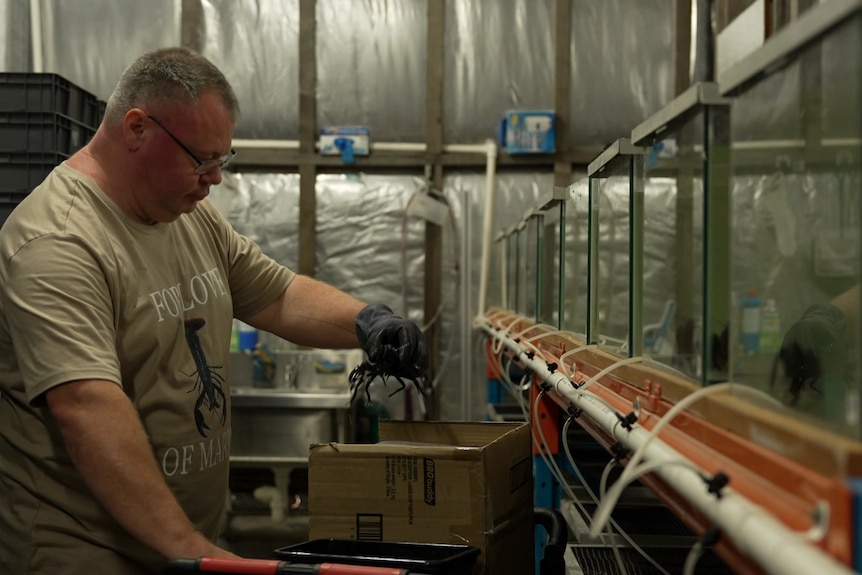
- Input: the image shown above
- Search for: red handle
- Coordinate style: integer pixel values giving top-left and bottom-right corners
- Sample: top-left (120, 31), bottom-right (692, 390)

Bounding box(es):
top-left (318, 565), bottom-right (408, 575)
top-left (193, 557), bottom-right (409, 575)
top-left (198, 557), bottom-right (284, 574)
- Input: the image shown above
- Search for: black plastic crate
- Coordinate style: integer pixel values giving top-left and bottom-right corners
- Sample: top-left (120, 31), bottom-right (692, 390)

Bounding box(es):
top-left (0, 112), bottom-right (95, 155)
top-left (0, 204), bottom-right (16, 229)
top-left (0, 73), bottom-right (101, 129)
top-left (0, 190), bottom-right (32, 230)
top-left (0, 152), bottom-right (67, 195)
top-left (0, 189), bottom-right (29, 205)
top-left (274, 539), bottom-right (481, 575)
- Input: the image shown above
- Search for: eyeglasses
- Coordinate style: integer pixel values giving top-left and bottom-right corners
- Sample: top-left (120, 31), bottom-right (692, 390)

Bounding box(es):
top-left (147, 115), bottom-right (236, 175)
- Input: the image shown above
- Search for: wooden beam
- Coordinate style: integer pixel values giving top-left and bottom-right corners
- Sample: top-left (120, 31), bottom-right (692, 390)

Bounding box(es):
top-left (298, 0), bottom-right (317, 277)
top-left (673, 0), bottom-right (692, 94)
top-left (715, 0), bottom-right (754, 33)
top-left (424, 0), bottom-right (445, 421)
top-left (180, 0), bottom-right (204, 52)
top-left (553, 0), bottom-right (572, 187)
top-left (231, 146), bottom-right (603, 171)
top-left (674, 165), bottom-right (696, 365)
top-left (800, 38), bottom-right (822, 158)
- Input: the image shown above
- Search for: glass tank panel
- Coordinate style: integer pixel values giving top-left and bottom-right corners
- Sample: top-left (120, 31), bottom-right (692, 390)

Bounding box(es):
top-left (725, 11), bottom-right (862, 438)
top-left (539, 204), bottom-right (563, 328)
top-left (641, 116), bottom-right (708, 381)
top-left (515, 224), bottom-right (528, 315)
top-left (562, 178), bottom-right (590, 339)
top-left (505, 231), bottom-right (518, 312)
top-left (589, 159), bottom-right (632, 356)
top-left (632, 82), bottom-right (731, 385)
top-left (525, 214), bottom-right (541, 319)
top-left (488, 234), bottom-right (506, 310)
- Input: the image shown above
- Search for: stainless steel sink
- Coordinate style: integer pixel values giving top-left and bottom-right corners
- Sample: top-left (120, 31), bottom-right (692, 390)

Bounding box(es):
top-left (230, 388), bottom-right (351, 464)
top-left (228, 347), bottom-right (354, 465)
top-left (231, 388), bottom-right (351, 409)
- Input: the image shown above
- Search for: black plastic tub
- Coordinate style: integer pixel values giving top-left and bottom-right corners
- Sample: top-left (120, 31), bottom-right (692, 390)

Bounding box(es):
top-left (274, 539), bottom-right (481, 575)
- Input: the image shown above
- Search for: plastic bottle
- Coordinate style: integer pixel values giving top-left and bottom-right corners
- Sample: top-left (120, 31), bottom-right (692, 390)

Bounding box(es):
top-left (237, 320), bottom-right (258, 352)
top-left (229, 319), bottom-right (240, 352)
top-left (740, 289), bottom-right (762, 354)
top-left (759, 299), bottom-right (782, 354)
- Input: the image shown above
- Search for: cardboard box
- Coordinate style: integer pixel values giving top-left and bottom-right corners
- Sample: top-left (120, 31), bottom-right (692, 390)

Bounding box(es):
top-left (309, 421), bottom-right (534, 575)
top-left (499, 110), bottom-right (556, 154)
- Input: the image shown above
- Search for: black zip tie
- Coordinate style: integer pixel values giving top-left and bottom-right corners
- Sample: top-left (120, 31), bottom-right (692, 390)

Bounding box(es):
top-left (566, 405), bottom-right (583, 418)
top-left (546, 362), bottom-right (558, 374)
top-left (701, 526), bottom-right (722, 546)
top-left (539, 381), bottom-right (552, 393)
top-left (524, 351), bottom-right (535, 360)
top-left (616, 411), bottom-right (638, 431)
top-left (513, 337), bottom-right (520, 343)
top-left (569, 379), bottom-right (583, 389)
top-left (703, 471), bottom-right (729, 499)
top-left (610, 442), bottom-right (631, 461)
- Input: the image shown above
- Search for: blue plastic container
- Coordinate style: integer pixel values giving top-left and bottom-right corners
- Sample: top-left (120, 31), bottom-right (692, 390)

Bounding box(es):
top-left (740, 289), bottom-right (762, 354)
top-left (237, 321), bottom-right (258, 352)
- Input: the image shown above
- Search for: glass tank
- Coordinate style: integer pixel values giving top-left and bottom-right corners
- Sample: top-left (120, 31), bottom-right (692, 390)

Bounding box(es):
top-left (504, 225), bottom-right (519, 312)
top-left (719, 1), bottom-right (862, 438)
top-left (488, 231), bottom-right (506, 311)
top-left (562, 178), bottom-right (590, 339)
top-left (586, 140), bottom-right (643, 357)
top-left (631, 83), bottom-right (730, 384)
top-left (515, 220), bottom-right (528, 315)
top-left (524, 212), bottom-right (541, 319)
top-left (538, 188), bottom-right (567, 329)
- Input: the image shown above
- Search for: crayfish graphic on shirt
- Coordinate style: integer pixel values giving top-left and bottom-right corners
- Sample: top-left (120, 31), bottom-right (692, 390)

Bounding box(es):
top-left (183, 318), bottom-right (227, 437)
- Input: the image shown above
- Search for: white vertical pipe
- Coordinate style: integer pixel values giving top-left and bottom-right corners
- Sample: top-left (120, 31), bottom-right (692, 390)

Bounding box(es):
top-left (459, 188), bottom-right (472, 420)
top-left (476, 139), bottom-right (498, 318)
top-left (29, 0), bottom-right (43, 73)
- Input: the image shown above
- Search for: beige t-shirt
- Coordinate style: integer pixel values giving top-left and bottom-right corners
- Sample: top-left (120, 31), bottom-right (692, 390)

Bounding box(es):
top-left (0, 163), bottom-right (295, 574)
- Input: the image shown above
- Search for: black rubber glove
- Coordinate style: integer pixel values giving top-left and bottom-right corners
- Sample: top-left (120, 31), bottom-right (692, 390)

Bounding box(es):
top-left (355, 303), bottom-right (428, 379)
top-left (778, 302), bottom-right (847, 404)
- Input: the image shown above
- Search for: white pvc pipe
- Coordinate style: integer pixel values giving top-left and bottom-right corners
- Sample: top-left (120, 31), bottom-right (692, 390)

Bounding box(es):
top-left (476, 139), bottom-right (498, 317)
top-left (730, 139), bottom-right (806, 150)
top-left (459, 189), bottom-right (472, 421)
top-left (253, 485), bottom-right (285, 523)
top-left (231, 139), bottom-right (495, 155)
top-left (443, 143), bottom-right (495, 154)
top-left (479, 321), bottom-right (857, 575)
top-left (232, 139), bottom-right (300, 149)
top-left (372, 142), bottom-right (426, 152)
top-left (232, 138), bottom-right (860, 155)
top-left (30, 0), bottom-right (43, 73)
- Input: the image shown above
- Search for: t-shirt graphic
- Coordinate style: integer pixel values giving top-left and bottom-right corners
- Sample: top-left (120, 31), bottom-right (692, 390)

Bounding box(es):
top-left (184, 317), bottom-right (227, 437)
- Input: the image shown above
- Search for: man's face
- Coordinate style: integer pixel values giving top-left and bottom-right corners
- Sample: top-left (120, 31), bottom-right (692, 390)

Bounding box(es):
top-left (137, 90), bottom-right (235, 223)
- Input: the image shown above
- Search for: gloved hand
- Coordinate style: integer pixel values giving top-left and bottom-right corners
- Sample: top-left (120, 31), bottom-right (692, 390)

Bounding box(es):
top-left (777, 302), bottom-right (848, 404)
top-left (355, 303), bottom-right (428, 379)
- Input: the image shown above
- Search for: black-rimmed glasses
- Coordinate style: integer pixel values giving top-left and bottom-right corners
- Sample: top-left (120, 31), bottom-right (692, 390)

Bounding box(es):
top-left (147, 115), bottom-right (236, 175)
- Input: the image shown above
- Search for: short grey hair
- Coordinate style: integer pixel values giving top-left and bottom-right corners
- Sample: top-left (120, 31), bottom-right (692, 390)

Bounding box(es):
top-left (104, 47), bottom-right (240, 125)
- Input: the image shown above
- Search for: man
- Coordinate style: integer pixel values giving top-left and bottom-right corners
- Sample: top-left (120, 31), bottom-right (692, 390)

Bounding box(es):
top-left (0, 47), bottom-right (426, 574)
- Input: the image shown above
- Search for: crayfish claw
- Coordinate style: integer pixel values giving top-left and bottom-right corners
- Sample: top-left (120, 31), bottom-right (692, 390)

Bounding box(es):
top-left (194, 410), bottom-right (210, 437)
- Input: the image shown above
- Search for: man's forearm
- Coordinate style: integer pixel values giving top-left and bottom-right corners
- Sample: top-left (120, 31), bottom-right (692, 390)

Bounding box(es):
top-left (248, 275), bottom-right (365, 348)
top-left (46, 379), bottom-right (231, 561)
